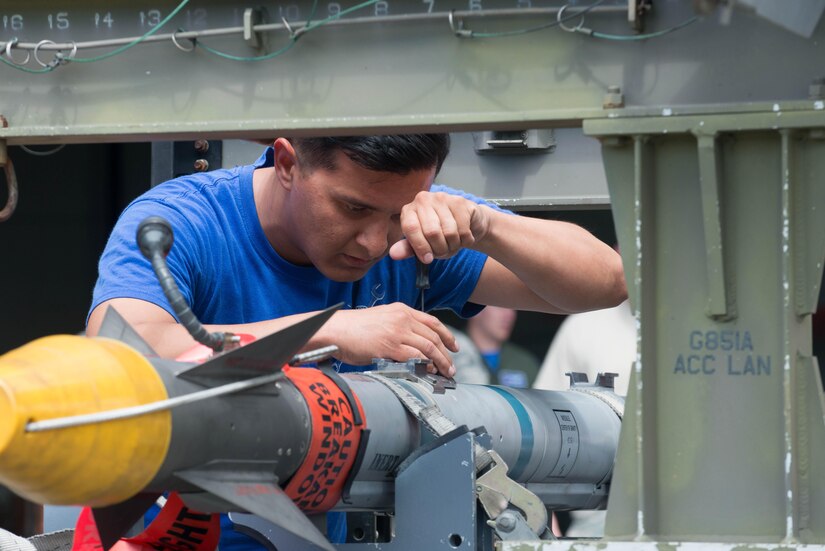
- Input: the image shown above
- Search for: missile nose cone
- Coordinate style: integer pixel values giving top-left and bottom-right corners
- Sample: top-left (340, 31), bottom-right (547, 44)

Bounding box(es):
top-left (0, 383), bottom-right (16, 456)
top-left (0, 335), bottom-right (172, 507)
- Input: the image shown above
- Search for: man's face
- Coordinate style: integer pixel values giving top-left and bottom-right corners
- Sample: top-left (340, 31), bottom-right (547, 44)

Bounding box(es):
top-left (284, 150), bottom-right (436, 282)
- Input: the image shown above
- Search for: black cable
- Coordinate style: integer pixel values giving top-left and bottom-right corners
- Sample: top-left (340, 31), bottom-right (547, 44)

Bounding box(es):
top-left (137, 216), bottom-right (226, 352)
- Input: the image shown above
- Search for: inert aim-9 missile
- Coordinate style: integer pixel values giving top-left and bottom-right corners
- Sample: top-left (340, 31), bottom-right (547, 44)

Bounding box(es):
top-left (0, 308), bottom-right (622, 550)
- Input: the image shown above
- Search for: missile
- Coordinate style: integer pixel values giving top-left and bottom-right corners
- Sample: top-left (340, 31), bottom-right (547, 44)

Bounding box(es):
top-left (0, 308), bottom-right (622, 550)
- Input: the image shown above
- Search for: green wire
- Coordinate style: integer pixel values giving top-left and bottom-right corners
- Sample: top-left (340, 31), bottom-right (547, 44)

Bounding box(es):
top-left (463, 2), bottom-right (699, 41)
top-left (71, 0), bottom-right (190, 62)
top-left (2, 0), bottom-right (377, 68)
top-left (194, 0), bottom-right (321, 62)
top-left (0, 52), bottom-right (56, 74)
top-left (197, 39), bottom-right (298, 62)
top-left (468, 0), bottom-right (606, 39)
top-left (304, 0), bottom-right (320, 30)
top-left (1, 0), bottom-right (699, 72)
top-left (0, 1), bottom-right (190, 71)
top-left (198, 0), bottom-right (381, 62)
top-left (590, 15), bottom-right (700, 40)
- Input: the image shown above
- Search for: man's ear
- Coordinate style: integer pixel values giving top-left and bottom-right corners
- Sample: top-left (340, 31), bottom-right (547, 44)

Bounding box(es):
top-left (273, 138), bottom-right (299, 189)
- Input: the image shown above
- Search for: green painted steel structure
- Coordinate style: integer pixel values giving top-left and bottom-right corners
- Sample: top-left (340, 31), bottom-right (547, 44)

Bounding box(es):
top-left (1, 1), bottom-right (825, 548)
top-left (0, 1), bottom-right (823, 143)
top-left (581, 106), bottom-right (825, 547)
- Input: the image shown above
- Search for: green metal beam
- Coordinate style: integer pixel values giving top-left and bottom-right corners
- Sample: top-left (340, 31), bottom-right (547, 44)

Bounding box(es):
top-left (581, 108), bottom-right (825, 545)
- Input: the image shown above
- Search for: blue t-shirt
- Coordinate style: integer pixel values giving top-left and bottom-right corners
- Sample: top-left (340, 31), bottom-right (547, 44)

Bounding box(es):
top-left (89, 148), bottom-right (491, 549)
top-left (90, 148), bottom-right (489, 373)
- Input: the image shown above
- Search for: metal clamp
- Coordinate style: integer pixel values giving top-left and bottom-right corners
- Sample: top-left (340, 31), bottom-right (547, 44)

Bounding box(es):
top-left (243, 8), bottom-right (263, 48)
top-left (475, 449), bottom-right (547, 536)
top-left (557, 4), bottom-right (593, 35)
top-left (33, 40), bottom-right (57, 67)
top-left (486, 509), bottom-right (544, 542)
top-left (364, 371), bottom-right (491, 472)
top-left (372, 358), bottom-right (456, 394)
top-left (0, 140), bottom-right (19, 223)
top-left (172, 29), bottom-right (197, 52)
top-left (281, 16), bottom-right (297, 38)
top-left (4, 38), bottom-right (30, 66)
top-left (366, 370), bottom-right (548, 539)
top-left (448, 10), bottom-right (473, 38)
top-left (32, 40), bottom-right (76, 67)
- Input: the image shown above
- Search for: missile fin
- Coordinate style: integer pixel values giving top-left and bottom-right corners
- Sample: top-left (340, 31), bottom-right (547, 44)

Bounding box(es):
top-left (96, 306), bottom-right (158, 357)
top-left (177, 304), bottom-right (341, 383)
top-left (91, 492), bottom-right (161, 550)
top-left (176, 469), bottom-right (334, 551)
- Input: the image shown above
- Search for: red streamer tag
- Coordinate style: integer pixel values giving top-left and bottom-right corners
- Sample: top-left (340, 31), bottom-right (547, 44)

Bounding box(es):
top-left (72, 493), bottom-right (220, 551)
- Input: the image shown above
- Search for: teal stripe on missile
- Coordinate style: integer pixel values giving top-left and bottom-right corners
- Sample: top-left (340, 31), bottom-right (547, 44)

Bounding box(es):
top-left (487, 386), bottom-right (533, 480)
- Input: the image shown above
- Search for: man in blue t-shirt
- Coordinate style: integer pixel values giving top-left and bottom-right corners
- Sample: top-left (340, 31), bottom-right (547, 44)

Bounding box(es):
top-left (88, 135), bottom-right (625, 373)
top-left (85, 134), bottom-right (626, 548)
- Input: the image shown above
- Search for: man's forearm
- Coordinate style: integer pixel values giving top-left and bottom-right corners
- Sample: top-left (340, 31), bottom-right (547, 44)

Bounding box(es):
top-left (473, 209), bottom-right (627, 313)
top-left (127, 312), bottom-right (325, 359)
top-left (89, 298), bottom-right (458, 375)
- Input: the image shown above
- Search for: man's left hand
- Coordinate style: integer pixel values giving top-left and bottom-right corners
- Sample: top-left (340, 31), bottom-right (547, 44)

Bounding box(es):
top-left (388, 192), bottom-right (491, 264)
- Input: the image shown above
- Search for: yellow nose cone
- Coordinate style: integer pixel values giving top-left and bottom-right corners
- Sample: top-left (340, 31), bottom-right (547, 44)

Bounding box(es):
top-left (0, 384), bottom-right (16, 458)
top-left (0, 335), bottom-right (171, 507)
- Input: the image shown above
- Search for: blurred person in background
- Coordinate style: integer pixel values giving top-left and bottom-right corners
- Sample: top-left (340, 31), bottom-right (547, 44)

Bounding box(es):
top-left (451, 306), bottom-right (540, 388)
top-left (533, 297), bottom-right (635, 537)
top-left (534, 298), bottom-right (635, 397)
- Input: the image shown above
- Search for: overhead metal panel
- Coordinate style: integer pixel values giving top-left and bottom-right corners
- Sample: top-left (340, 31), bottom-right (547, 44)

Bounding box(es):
top-left (224, 128), bottom-right (611, 208)
top-left (0, 1), bottom-right (824, 142)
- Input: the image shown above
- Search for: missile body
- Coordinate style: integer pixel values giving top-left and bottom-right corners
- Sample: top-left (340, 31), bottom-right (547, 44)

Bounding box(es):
top-left (0, 315), bottom-right (622, 548)
top-left (339, 373), bottom-right (619, 511)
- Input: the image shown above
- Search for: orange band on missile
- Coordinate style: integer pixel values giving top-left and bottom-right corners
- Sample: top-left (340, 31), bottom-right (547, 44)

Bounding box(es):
top-left (282, 367), bottom-right (365, 514)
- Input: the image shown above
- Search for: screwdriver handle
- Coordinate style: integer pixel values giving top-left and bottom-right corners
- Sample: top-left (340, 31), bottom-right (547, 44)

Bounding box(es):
top-left (415, 258), bottom-right (430, 290)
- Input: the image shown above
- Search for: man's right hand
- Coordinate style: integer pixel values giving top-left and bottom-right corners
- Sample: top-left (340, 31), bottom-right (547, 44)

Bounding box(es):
top-left (88, 299), bottom-right (459, 377)
top-left (319, 303), bottom-right (458, 377)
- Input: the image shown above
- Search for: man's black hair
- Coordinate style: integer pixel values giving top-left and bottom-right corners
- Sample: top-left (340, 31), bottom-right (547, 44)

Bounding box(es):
top-left (291, 134), bottom-right (450, 175)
